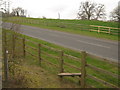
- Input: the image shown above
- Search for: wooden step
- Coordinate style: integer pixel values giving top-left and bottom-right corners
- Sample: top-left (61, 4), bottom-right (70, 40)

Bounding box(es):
top-left (58, 73), bottom-right (81, 77)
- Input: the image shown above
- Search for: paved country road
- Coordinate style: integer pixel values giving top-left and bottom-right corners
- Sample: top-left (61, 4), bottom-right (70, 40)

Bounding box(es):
top-left (3, 23), bottom-right (118, 62)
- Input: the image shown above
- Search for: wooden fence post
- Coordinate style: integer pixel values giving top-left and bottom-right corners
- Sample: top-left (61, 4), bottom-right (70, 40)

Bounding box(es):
top-left (3, 31), bottom-right (9, 82)
top-left (38, 44), bottom-right (42, 66)
top-left (60, 50), bottom-right (64, 73)
top-left (98, 26), bottom-right (100, 33)
top-left (4, 49), bottom-right (9, 82)
top-left (81, 51), bottom-right (87, 88)
top-left (12, 34), bottom-right (15, 58)
top-left (4, 31), bottom-right (7, 46)
top-left (23, 38), bottom-right (25, 58)
top-left (108, 28), bottom-right (111, 34)
top-left (89, 25), bottom-right (91, 32)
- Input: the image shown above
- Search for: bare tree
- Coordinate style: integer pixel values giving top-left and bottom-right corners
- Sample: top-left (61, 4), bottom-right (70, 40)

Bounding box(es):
top-left (95, 4), bottom-right (106, 20)
top-left (11, 7), bottom-right (27, 17)
top-left (110, 3), bottom-right (120, 22)
top-left (77, 1), bottom-right (106, 20)
top-left (0, 0), bottom-right (6, 12)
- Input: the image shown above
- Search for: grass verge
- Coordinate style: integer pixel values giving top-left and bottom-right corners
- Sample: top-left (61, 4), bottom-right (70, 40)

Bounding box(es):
top-left (3, 17), bottom-right (119, 41)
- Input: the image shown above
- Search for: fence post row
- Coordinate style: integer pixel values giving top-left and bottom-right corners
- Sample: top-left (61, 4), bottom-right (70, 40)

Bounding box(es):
top-left (23, 38), bottom-right (26, 58)
top-left (60, 50), bottom-right (64, 73)
top-left (81, 51), bottom-right (87, 88)
top-left (38, 44), bottom-right (42, 66)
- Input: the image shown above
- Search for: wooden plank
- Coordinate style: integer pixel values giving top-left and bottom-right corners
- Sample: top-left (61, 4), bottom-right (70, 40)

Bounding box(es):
top-left (25, 44), bottom-right (38, 51)
top-left (42, 44), bottom-right (61, 52)
top-left (25, 39), bottom-right (38, 45)
top-left (16, 36), bottom-right (23, 40)
top-left (87, 74), bottom-right (118, 88)
top-left (41, 51), bottom-right (59, 59)
top-left (89, 29), bottom-right (98, 32)
top-left (101, 28), bottom-right (109, 31)
top-left (90, 25), bottom-right (120, 29)
top-left (110, 33), bottom-right (119, 35)
top-left (58, 73), bottom-right (81, 76)
top-left (109, 27), bottom-right (120, 29)
top-left (25, 51), bottom-right (37, 60)
top-left (25, 50), bottom-right (38, 58)
top-left (99, 31), bottom-right (109, 33)
top-left (87, 53), bottom-right (119, 66)
top-left (64, 53), bottom-right (81, 62)
top-left (87, 64), bottom-right (119, 79)
top-left (41, 58), bottom-right (59, 68)
top-left (64, 62), bottom-right (81, 71)
top-left (110, 30), bottom-right (119, 32)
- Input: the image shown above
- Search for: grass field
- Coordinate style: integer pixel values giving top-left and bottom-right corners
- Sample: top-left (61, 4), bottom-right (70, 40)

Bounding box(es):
top-left (7, 17), bottom-right (119, 28)
top-left (3, 17), bottom-right (119, 41)
top-left (3, 29), bottom-right (119, 88)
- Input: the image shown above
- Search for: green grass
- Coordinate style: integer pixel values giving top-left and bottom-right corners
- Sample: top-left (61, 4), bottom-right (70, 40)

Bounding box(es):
top-left (7, 17), bottom-right (119, 28)
top-left (3, 17), bottom-right (119, 41)
top-left (3, 29), bottom-right (119, 88)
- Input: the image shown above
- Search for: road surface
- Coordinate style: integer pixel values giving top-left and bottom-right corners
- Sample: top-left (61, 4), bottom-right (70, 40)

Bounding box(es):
top-left (3, 23), bottom-right (118, 62)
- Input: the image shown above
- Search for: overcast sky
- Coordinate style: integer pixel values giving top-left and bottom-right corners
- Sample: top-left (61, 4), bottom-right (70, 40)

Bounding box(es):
top-left (7, 0), bottom-right (120, 20)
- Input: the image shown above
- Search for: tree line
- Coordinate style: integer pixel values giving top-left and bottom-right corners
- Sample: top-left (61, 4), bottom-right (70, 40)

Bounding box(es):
top-left (0, 0), bottom-right (119, 22)
top-left (0, 0), bottom-right (27, 17)
top-left (77, 1), bottom-right (120, 22)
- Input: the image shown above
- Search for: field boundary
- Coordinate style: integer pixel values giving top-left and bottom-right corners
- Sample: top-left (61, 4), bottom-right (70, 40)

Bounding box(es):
top-left (3, 30), bottom-right (119, 88)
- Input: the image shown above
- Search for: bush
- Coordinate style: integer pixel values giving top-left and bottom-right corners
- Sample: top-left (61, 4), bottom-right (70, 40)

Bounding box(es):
top-left (9, 59), bottom-right (41, 88)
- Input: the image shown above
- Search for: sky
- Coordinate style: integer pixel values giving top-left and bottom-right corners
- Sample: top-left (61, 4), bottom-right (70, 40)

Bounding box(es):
top-left (4, 0), bottom-right (120, 20)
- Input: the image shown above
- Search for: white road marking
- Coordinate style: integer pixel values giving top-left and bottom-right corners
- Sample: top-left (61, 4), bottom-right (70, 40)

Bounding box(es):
top-left (77, 40), bottom-right (110, 48)
top-left (49, 34), bottom-right (59, 37)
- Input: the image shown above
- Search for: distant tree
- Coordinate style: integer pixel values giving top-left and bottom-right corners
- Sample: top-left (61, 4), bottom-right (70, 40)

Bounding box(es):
top-left (110, 4), bottom-right (120, 22)
top-left (0, 0), bottom-right (11, 17)
top-left (11, 7), bottom-right (27, 17)
top-left (95, 4), bottom-right (106, 20)
top-left (0, 0), bottom-right (6, 13)
top-left (42, 16), bottom-right (46, 19)
top-left (77, 1), bottom-right (106, 20)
